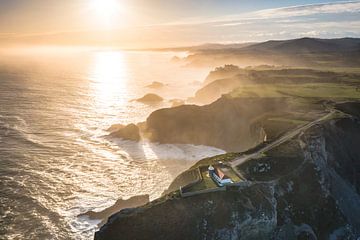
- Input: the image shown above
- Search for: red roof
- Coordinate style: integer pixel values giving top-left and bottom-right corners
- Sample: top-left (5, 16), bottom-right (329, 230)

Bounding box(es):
top-left (215, 168), bottom-right (228, 180)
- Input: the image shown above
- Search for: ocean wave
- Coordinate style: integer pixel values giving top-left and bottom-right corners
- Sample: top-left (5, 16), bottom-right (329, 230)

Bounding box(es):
top-left (109, 138), bottom-right (225, 162)
top-left (0, 115), bottom-right (50, 149)
top-left (0, 114), bottom-right (28, 132)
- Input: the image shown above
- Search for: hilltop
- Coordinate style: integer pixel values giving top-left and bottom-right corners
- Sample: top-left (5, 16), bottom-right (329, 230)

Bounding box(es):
top-left (243, 37), bottom-right (360, 53)
top-left (185, 37), bottom-right (360, 68)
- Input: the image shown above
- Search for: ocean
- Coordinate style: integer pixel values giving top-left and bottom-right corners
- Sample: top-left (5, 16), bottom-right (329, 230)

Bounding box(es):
top-left (0, 49), bottom-right (225, 239)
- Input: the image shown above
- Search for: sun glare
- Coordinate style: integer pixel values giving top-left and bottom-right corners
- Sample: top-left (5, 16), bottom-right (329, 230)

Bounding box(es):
top-left (90, 51), bottom-right (128, 107)
top-left (90, 0), bottom-right (122, 27)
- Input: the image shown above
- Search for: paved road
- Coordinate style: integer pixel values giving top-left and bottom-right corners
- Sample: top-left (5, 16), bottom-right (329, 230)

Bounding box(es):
top-left (230, 111), bottom-right (335, 169)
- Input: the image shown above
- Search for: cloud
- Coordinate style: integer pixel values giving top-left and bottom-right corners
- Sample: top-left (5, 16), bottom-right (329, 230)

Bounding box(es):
top-left (251, 1), bottom-right (360, 19)
top-left (162, 1), bottom-right (360, 27)
top-left (1, 1), bottom-right (360, 47)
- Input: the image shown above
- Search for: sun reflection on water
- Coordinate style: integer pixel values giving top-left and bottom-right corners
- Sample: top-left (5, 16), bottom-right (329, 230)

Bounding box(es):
top-left (89, 51), bottom-right (128, 108)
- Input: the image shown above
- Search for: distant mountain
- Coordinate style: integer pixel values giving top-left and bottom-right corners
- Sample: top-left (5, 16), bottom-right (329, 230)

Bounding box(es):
top-left (189, 42), bottom-right (255, 51)
top-left (146, 42), bottom-right (255, 52)
top-left (185, 37), bottom-right (360, 68)
top-left (243, 37), bottom-right (360, 53)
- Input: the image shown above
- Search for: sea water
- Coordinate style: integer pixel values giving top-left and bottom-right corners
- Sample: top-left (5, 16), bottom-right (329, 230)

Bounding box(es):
top-left (0, 49), bottom-right (224, 239)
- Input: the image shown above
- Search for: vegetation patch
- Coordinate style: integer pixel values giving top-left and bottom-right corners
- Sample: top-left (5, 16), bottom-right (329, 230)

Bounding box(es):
top-left (190, 152), bottom-right (242, 169)
top-left (237, 139), bottom-right (304, 182)
top-left (229, 83), bottom-right (360, 99)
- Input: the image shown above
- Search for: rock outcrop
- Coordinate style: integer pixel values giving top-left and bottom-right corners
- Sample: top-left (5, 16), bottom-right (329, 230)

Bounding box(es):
top-left (79, 195), bottom-right (149, 227)
top-left (203, 64), bottom-right (241, 85)
top-left (169, 99), bottom-right (185, 107)
top-left (109, 124), bottom-right (140, 141)
top-left (146, 81), bottom-right (165, 89)
top-left (135, 93), bottom-right (163, 103)
top-left (145, 96), bottom-right (287, 152)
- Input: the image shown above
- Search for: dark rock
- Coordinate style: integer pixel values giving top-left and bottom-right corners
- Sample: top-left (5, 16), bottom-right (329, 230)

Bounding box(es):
top-left (80, 195), bottom-right (149, 227)
top-left (95, 185), bottom-right (276, 240)
top-left (336, 101), bottom-right (360, 118)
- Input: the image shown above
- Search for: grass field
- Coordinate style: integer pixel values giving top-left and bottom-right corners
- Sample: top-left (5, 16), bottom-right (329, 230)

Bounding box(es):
top-left (228, 83), bottom-right (360, 99)
top-left (186, 167), bottom-right (218, 192)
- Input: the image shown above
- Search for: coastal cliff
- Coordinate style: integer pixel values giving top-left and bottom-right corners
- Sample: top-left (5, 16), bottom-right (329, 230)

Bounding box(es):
top-left (95, 103), bottom-right (360, 240)
top-left (145, 96), bottom-right (287, 152)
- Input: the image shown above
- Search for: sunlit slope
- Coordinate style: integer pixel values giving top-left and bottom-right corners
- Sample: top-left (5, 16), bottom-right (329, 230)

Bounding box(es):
top-left (193, 66), bottom-right (360, 103)
top-left (143, 65), bottom-right (360, 153)
top-left (185, 37), bottom-right (360, 68)
top-left (228, 83), bottom-right (360, 99)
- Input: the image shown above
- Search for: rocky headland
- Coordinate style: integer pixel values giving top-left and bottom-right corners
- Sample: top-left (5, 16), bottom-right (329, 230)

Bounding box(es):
top-left (96, 102), bottom-right (360, 240)
top-left (144, 96), bottom-right (287, 152)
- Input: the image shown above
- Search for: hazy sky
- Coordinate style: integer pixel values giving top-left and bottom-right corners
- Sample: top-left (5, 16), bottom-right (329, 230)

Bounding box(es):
top-left (0, 0), bottom-right (359, 48)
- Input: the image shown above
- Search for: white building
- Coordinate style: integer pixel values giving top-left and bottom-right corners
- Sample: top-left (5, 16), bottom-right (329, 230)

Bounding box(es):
top-left (208, 165), bottom-right (233, 187)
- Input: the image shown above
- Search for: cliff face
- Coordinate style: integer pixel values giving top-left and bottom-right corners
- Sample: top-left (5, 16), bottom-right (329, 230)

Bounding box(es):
top-left (95, 185), bottom-right (277, 240)
top-left (79, 195), bottom-right (149, 227)
top-left (95, 106), bottom-right (360, 240)
top-left (203, 65), bottom-right (242, 86)
top-left (145, 96), bottom-right (287, 152)
top-left (237, 112), bottom-right (360, 239)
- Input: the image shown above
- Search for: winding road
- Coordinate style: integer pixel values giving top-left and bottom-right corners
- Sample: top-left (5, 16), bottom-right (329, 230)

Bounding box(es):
top-left (230, 110), bottom-right (336, 169)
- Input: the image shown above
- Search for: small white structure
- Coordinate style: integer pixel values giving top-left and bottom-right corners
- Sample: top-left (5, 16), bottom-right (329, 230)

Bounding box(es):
top-left (208, 165), bottom-right (233, 187)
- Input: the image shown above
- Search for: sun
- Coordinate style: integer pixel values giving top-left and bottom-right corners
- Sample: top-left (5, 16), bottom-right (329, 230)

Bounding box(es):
top-left (90, 0), bottom-right (122, 27)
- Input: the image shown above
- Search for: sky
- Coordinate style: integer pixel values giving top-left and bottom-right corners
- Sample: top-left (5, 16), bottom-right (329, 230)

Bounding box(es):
top-left (0, 0), bottom-right (359, 48)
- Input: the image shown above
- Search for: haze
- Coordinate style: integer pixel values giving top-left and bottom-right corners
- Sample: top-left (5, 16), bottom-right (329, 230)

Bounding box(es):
top-left (1, 0), bottom-right (360, 48)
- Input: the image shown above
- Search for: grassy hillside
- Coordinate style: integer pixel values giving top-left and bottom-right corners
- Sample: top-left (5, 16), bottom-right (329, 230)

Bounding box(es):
top-left (228, 83), bottom-right (360, 99)
top-left (193, 67), bottom-right (360, 103)
top-left (185, 37), bottom-right (360, 68)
